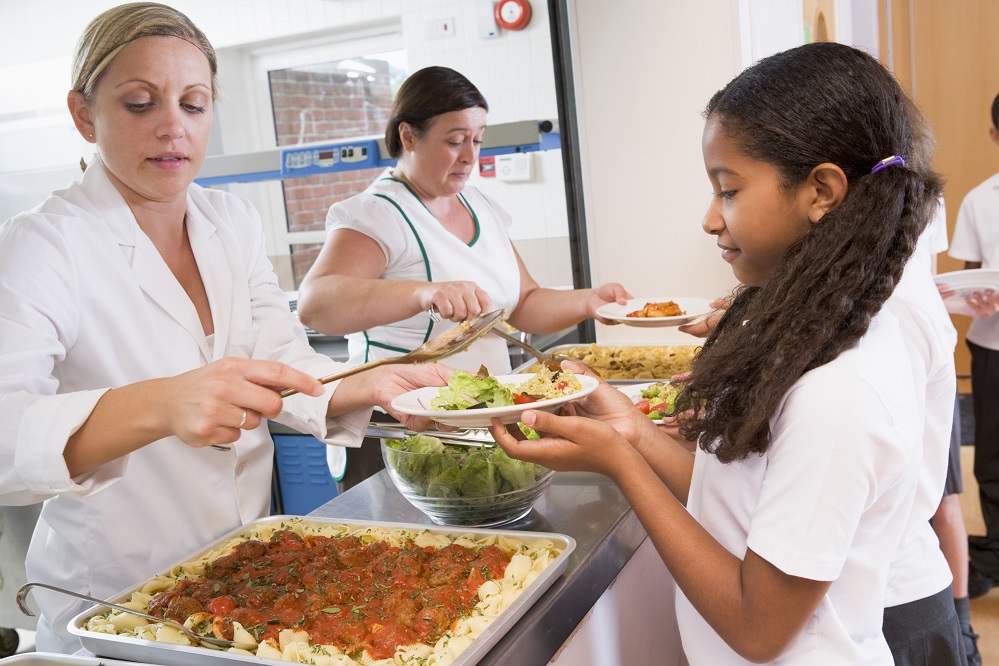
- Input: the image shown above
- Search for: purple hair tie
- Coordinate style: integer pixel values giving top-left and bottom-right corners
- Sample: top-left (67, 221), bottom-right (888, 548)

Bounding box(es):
top-left (871, 155), bottom-right (906, 174)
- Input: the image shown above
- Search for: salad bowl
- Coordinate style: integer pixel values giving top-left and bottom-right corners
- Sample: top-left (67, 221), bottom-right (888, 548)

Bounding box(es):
top-left (381, 435), bottom-right (554, 527)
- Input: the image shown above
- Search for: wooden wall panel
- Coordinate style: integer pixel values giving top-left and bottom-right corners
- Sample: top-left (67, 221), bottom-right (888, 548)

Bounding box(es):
top-left (882, 0), bottom-right (999, 378)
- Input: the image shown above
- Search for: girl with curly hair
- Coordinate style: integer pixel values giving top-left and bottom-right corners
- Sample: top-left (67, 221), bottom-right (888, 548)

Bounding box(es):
top-left (491, 42), bottom-right (959, 664)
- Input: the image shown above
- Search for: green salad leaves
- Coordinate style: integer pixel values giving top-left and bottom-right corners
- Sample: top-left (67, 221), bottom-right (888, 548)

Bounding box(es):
top-left (384, 434), bottom-right (545, 498)
top-left (429, 367), bottom-right (515, 410)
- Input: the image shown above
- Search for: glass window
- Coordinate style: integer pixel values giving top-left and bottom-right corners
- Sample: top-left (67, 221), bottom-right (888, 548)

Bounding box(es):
top-left (266, 51), bottom-right (406, 288)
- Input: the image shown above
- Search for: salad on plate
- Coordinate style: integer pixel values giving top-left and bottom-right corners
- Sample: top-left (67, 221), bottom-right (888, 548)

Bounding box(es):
top-left (431, 365), bottom-right (583, 410)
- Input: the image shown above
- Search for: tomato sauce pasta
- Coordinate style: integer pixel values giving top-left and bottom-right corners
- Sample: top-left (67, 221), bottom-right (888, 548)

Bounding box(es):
top-left (84, 519), bottom-right (563, 666)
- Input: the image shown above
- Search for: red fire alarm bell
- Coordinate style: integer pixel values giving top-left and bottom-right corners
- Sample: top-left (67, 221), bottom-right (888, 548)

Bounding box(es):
top-left (495, 0), bottom-right (532, 31)
top-left (479, 155), bottom-right (496, 178)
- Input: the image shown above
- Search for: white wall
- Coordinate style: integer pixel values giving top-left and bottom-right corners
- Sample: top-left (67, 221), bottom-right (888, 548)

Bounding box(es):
top-left (569, 0), bottom-right (744, 344)
top-left (570, 0), bottom-right (870, 344)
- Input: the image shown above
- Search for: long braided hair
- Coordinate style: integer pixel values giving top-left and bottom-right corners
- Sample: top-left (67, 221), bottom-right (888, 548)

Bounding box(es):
top-left (677, 42), bottom-right (943, 463)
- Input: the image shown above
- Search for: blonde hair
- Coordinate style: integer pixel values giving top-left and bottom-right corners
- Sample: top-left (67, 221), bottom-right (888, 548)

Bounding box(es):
top-left (71, 2), bottom-right (218, 103)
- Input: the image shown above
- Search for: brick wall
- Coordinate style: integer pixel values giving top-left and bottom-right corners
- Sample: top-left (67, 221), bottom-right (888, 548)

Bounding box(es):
top-left (269, 59), bottom-right (395, 287)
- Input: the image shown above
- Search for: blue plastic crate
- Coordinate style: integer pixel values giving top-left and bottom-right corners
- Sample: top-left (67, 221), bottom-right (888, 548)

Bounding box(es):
top-left (272, 434), bottom-right (339, 515)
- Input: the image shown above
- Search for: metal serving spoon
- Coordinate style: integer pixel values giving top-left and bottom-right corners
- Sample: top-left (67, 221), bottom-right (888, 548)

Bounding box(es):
top-left (491, 325), bottom-right (601, 378)
top-left (17, 582), bottom-right (258, 651)
top-left (279, 308), bottom-right (506, 398)
top-left (490, 326), bottom-right (562, 373)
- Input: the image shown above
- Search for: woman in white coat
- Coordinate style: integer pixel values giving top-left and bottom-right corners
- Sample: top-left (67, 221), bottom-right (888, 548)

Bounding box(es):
top-left (0, 3), bottom-right (449, 653)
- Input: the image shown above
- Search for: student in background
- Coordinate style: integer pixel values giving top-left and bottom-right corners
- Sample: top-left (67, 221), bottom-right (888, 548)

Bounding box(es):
top-left (947, 92), bottom-right (999, 610)
top-left (492, 42), bottom-right (961, 663)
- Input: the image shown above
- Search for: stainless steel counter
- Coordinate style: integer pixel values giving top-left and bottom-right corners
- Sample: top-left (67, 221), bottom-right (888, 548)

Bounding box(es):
top-left (308, 470), bottom-right (646, 665)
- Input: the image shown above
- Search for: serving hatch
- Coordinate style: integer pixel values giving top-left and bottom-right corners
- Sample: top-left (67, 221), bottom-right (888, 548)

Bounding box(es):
top-left (68, 516), bottom-right (575, 666)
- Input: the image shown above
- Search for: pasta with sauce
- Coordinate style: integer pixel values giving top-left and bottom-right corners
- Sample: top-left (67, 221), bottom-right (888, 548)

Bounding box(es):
top-left (84, 519), bottom-right (562, 666)
top-left (525, 344), bottom-right (699, 381)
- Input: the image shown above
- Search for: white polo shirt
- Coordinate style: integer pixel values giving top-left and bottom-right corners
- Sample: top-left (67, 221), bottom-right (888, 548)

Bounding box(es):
top-left (677, 310), bottom-right (922, 665)
top-left (883, 199), bottom-right (956, 607)
top-left (950, 172), bottom-right (999, 350)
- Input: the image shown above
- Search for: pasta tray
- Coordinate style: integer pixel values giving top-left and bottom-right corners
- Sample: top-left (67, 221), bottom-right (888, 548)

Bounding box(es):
top-left (513, 343), bottom-right (700, 384)
top-left (68, 516), bottom-right (575, 666)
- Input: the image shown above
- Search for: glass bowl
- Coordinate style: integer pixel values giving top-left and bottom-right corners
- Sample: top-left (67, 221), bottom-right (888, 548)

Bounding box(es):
top-left (380, 438), bottom-right (554, 528)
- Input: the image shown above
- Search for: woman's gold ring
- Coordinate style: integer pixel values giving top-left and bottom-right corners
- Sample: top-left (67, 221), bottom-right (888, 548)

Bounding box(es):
top-left (237, 409), bottom-right (247, 429)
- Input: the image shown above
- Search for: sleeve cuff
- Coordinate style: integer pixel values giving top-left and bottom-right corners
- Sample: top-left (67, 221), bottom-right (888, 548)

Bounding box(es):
top-left (16, 388), bottom-right (128, 497)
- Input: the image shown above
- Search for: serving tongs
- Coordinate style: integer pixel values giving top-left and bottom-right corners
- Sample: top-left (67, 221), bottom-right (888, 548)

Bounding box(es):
top-left (280, 309), bottom-right (505, 398)
top-left (17, 582), bottom-right (258, 651)
top-left (367, 421), bottom-right (494, 447)
top-left (492, 325), bottom-right (601, 377)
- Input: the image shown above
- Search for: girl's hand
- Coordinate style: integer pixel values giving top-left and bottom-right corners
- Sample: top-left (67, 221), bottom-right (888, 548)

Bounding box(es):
top-left (415, 281), bottom-right (493, 322)
top-left (489, 408), bottom-right (642, 480)
top-left (589, 282), bottom-right (632, 324)
top-left (162, 358), bottom-right (324, 448)
top-left (658, 412), bottom-right (697, 452)
top-left (966, 289), bottom-right (999, 318)
top-left (678, 295), bottom-right (731, 338)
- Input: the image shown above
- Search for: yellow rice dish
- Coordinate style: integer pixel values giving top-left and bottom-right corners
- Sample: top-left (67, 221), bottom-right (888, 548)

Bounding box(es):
top-left (525, 344), bottom-right (699, 380)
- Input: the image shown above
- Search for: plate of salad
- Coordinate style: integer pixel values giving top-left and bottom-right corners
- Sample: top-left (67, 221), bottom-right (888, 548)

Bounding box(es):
top-left (392, 366), bottom-right (599, 427)
top-left (618, 381), bottom-right (682, 424)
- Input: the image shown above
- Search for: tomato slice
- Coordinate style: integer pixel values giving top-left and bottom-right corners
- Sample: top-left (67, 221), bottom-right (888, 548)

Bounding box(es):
top-left (634, 400), bottom-right (651, 414)
top-left (514, 393), bottom-right (537, 404)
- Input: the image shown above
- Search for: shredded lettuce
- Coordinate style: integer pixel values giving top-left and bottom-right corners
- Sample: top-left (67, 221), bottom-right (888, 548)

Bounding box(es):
top-left (384, 434), bottom-right (545, 498)
top-left (430, 366), bottom-right (515, 410)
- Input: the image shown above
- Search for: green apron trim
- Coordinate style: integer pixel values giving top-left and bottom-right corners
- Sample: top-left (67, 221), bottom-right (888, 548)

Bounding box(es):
top-left (459, 192), bottom-right (481, 246)
top-left (382, 176), bottom-right (481, 247)
top-left (361, 332), bottom-right (411, 362)
top-left (370, 191), bottom-right (434, 352)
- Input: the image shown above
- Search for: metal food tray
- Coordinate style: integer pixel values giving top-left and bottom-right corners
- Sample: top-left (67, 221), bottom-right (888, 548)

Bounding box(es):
top-left (0, 655), bottom-right (150, 666)
top-left (68, 516), bottom-right (576, 666)
top-left (511, 343), bottom-right (699, 385)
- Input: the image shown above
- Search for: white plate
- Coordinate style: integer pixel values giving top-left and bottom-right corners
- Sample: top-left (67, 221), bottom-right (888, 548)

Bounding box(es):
top-left (934, 269), bottom-right (999, 316)
top-left (617, 382), bottom-right (676, 425)
top-left (596, 297), bottom-right (714, 327)
top-left (392, 374), bottom-right (599, 427)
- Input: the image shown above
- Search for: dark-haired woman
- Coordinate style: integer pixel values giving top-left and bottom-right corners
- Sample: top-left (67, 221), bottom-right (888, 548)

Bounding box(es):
top-left (489, 41), bottom-right (961, 664)
top-left (296, 66), bottom-right (629, 484)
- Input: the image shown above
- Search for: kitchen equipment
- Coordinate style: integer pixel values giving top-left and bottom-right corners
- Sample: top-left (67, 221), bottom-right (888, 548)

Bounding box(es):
top-left (366, 422), bottom-right (493, 447)
top-left (380, 437), bottom-right (556, 527)
top-left (16, 583), bottom-right (256, 651)
top-left (279, 308), bottom-right (505, 398)
top-left (67, 516), bottom-right (575, 666)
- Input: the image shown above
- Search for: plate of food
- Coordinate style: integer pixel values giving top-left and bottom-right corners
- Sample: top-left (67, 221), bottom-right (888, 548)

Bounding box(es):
top-left (618, 381), bottom-right (682, 424)
top-left (934, 269), bottom-right (999, 316)
top-left (596, 297), bottom-right (714, 327)
top-left (70, 516), bottom-right (574, 666)
top-left (392, 366), bottom-right (599, 427)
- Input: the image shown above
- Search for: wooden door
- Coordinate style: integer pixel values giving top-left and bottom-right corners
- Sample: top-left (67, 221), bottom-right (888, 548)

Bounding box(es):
top-left (880, 0), bottom-right (999, 385)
